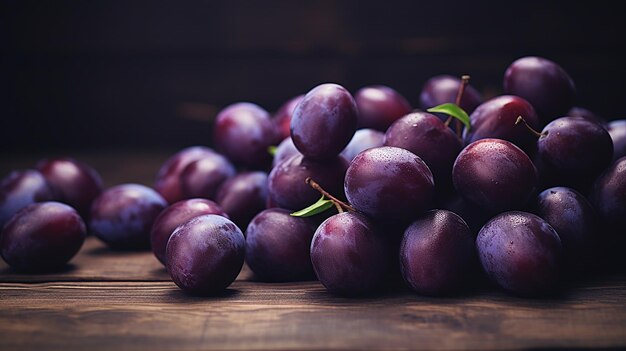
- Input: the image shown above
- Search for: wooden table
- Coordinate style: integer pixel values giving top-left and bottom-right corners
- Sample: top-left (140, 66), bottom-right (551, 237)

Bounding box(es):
top-left (1, 150), bottom-right (626, 350)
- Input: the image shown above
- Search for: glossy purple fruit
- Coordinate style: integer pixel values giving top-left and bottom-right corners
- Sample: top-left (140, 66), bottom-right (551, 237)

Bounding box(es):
top-left (399, 210), bottom-right (475, 296)
top-left (536, 117), bottom-right (613, 191)
top-left (273, 94), bottom-right (305, 141)
top-left (476, 211), bottom-right (562, 296)
top-left (154, 146), bottom-right (216, 204)
top-left (245, 208), bottom-right (317, 282)
top-left (310, 212), bottom-right (389, 296)
top-left (179, 152), bottom-right (236, 199)
top-left (607, 120), bottom-right (626, 162)
top-left (90, 184), bottom-right (167, 249)
top-left (269, 154), bottom-right (348, 211)
top-left (291, 83), bottom-right (358, 160)
top-left (504, 56), bottom-right (575, 122)
top-left (453, 139), bottom-right (537, 214)
top-left (354, 85), bottom-right (412, 131)
top-left (567, 106), bottom-right (606, 126)
top-left (441, 195), bottom-right (491, 237)
top-left (464, 95), bottom-right (540, 155)
top-left (265, 193), bottom-right (279, 209)
top-left (272, 137), bottom-right (300, 168)
top-left (215, 171), bottom-right (268, 229)
top-left (384, 112), bottom-right (462, 194)
top-left (213, 102), bottom-right (278, 169)
top-left (36, 157), bottom-right (104, 218)
top-left (150, 198), bottom-right (227, 266)
top-left (1, 201), bottom-right (86, 272)
top-left (419, 75), bottom-right (483, 115)
top-left (340, 128), bottom-right (385, 162)
top-left (0, 169), bottom-right (54, 229)
top-left (590, 157), bottom-right (626, 232)
top-left (166, 214), bottom-right (245, 295)
top-left (534, 187), bottom-right (596, 267)
top-left (345, 146), bottom-right (434, 224)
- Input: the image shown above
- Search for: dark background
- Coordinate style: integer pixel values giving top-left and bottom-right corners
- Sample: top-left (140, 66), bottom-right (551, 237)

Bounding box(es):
top-left (2, 1), bottom-right (626, 153)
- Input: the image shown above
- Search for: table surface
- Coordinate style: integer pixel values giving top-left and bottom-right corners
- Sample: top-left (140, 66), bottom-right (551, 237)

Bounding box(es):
top-left (1, 150), bottom-right (626, 351)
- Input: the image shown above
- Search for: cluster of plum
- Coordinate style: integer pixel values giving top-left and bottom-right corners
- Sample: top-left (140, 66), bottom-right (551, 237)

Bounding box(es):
top-left (1, 56), bottom-right (625, 298)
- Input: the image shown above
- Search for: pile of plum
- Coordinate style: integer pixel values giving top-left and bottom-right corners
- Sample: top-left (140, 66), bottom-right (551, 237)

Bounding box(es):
top-left (2, 56), bottom-right (625, 298)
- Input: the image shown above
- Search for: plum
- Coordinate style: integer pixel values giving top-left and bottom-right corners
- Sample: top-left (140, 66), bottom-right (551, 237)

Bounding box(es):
top-left (90, 184), bottom-right (167, 249)
top-left (166, 214), bottom-right (245, 295)
top-left (476, 211), bottom-right (562, 296)
top-left (150, 198), bottom-right (227, 265)
top-left (1, 201), bottom-right (86, 272)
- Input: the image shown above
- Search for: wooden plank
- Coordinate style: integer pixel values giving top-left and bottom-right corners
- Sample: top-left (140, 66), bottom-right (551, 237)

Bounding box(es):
top-left (0, 237), bottom-right (169, 282)
top-left (0, 280), bottom-right (625, 350)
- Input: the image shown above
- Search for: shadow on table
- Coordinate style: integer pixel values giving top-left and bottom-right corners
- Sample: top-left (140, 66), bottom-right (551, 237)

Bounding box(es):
top-left (165, 287), bottom-right (241, 302)
top-left (86, 245), bottom-right (152, 256)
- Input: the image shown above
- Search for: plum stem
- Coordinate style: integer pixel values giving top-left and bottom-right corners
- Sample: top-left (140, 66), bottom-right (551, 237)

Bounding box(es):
top-left (445, 74), bottom-right (471, 138)
top-left (333, 202), bottom-right (343, 213)
top-left (515, 116), bottom-right (546, 138)
top-left (305, 177), bottom-right (355, 213)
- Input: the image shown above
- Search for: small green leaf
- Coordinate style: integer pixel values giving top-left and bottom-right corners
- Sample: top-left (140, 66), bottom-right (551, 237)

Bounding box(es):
top-left (268, 145), bottom-right (278, 156)
top-left (290, 196), bottom-right (334, 217)
top-left (427, 103), bottom-right (471, 132)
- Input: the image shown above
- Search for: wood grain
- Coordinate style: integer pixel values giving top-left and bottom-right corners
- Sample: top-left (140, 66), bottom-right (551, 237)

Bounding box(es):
top-left (1, 279), bottom-right (626, 351)
top-left (0, 237), bottom-right (170, 282)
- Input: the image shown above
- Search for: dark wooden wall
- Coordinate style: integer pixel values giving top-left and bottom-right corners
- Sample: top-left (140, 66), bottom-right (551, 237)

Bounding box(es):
top-left (2, 1), bottom-right (625, 151)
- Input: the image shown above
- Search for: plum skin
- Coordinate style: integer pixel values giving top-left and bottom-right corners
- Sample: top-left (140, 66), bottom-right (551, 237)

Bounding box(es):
top-left (150, 198), bottom-right (227, 266)
top-left (290, 83), bottom-right (358, 160)
top-left (245, 208), bottom-right (317, 282)
top-left (340, 128), bottom-right (385, 162)
top-left (534, 187), bottom-right (596, 268)
top-left (440, 195), bottom-right (491, 238)
top-left (399, 210), bottom-right (475, 296)
top-left (384, 112), bottom-right (462, 195)
top-left (452, 138), bottom-right (537, 214)
top-left (36, 157), bottom-right (104, 218)
top-left (273, 94), bottom-right (305, 141)
top-left (476, 211), bottom-right (563, 296)
top-left (215, 171), bottom-right (268, 229)
top-left (590, 156), bottom-right (626, 233)
top-left (272, 137), bottom-right (300, 168)
top-left (0, 169), bottom-right (55, 229)
top-left (310, 212), bottom-right (389, 296)
top-left (354, 85), bottom-right (412, 131)
top-left (419, 74), bottom-right (484, 116)
top-left (179, 152), bottom-right (236, 200)
top-left (166, 214), bottom-right (245, 295)
top-left (537, 117), bottom-right (613, 191)
top-left (344, 146), bottom-right (435, 224)
top-left (607, 120), bottom-right (626, 162)
top-left (503, 56), bottom-right (575, 122)
top-left (90, 184), bottom-right (167, 249)
top-left (268, 154), bottom-right (348, 211)
top-left (1, 201), bottom-right (86, 272)
top-left (154, 146), bottom-right (217, 204)
top-left (568, 106), bottom-right (606, 126)
top-left (213, 102), bottom-right (278, 169)
top-left (463, 95), bottom-right (540, 156)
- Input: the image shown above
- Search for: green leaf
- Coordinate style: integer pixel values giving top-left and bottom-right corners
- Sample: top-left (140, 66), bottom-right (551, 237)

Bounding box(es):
top-left (290, 196), bottom-right (335, 217)
top-left (427, 103), bottom-right (471, 132)
top-left (267, 145), bottom-right (278, 156)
